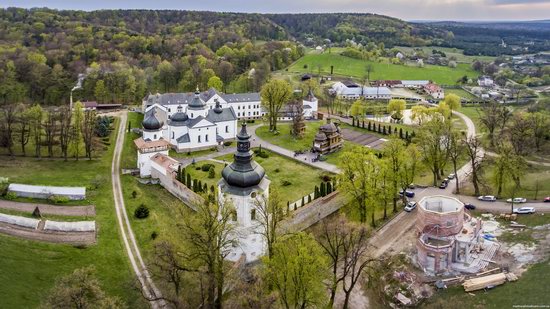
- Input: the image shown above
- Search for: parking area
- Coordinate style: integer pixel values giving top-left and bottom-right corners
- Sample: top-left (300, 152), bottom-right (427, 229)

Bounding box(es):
top-left (341, 128), bottom-right (387, 150)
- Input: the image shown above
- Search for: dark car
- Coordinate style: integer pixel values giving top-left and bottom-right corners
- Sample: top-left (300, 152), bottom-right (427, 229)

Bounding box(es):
top-left (439, 181), bottom-right (448, 189)
top-left (399, 189), bottom-right (415, 198)
top-left (544, 197), bottom-right (550, 203)
top-left (464, 203), bottom-right (476, 210)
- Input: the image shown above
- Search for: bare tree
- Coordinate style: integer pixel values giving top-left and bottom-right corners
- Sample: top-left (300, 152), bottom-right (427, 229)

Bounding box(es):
top-left (16, 104), bottom-right (30, 156)
top-left (506, 112), bottom-right (534, 156)
top-left (463, 136), bottom-right (484, 196)
top-left (43, 110), bottom-right (58, 158)
top-left (254, 188), bottom-right (285, 259)
top-left (315, 215), bottom-right (375, 309)
top-left (0, 105), bottom-right (17, 156)
top-left (82, 109), bottom-right (97, 160)
top-left (180, 196), bottom-right (237, 309)
top-left (59, 106), bottom-right (72, 161)
top-left (287, 100), bottom-right (305, 138)
top-left (448, 130), bottom-right (464, 194)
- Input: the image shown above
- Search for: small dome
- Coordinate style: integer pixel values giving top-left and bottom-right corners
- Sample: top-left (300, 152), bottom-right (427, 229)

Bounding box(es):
top-left (188, 88), bottom-right (206, 110)
top-left (315, 133), bottom-right (327, 141)
top-left (142, 112), bottom-right (163, 130)
top-left (213, 100), bottom-right (223, 114)
top-left (171, 112), bottom-right (188, 122)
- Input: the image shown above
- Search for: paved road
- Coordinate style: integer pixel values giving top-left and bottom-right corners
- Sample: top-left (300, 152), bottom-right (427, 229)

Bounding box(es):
top-left (111, 111), bottom-right (164, 308)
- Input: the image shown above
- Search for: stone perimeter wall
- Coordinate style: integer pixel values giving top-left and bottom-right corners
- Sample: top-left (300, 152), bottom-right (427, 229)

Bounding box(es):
top-left (151, 166), bottom-right (201, 211)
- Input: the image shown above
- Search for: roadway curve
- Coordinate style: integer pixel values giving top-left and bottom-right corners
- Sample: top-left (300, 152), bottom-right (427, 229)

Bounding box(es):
top-left (111, 111), bottom-right (164, 308)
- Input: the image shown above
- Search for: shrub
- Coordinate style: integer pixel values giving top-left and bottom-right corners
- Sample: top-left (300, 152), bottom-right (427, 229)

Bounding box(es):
top-left (49, 195), bottom-right (69, 204)
top-left (5, 191), bottom-right (16, 200)
top-left (208, 166), bottom-right (215, 178)
top-left (151, 231), bottom-right (158, 240)
top-left (134, 204), bottom-right (150, 219)
top-left (131, 191), bottom-right (137, 199)
top-left (201, 163), bottom-right (215, 172)
top-left (195, 166), bottom-right (201, 170)
top-left (274, 168), bottom-right (280, 173)
top-left (223, 141), bottom-right (233, 146)
top-left (281, 180), bottom-right (292, 186)
top-left (320, 174), bottom-right (332, 182)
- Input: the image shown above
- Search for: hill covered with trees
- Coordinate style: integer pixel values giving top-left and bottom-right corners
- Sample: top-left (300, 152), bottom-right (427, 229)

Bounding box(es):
top-left (0, 8), bottom-right (451, 107)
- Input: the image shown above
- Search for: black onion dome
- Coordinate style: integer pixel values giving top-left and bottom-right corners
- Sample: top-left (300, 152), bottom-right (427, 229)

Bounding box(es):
top-left (222, 123), bottom-right (265, 188)
top-left (171, 112), bottom-right (188, 122)
top-left (213, 100), bottom-right (223, 114)
top-left (142, 112), bottom-right (163, 130)
top-left (305, 88), bottom-right (317, 101)
top-left (188, 88), bottom-right (206, 110)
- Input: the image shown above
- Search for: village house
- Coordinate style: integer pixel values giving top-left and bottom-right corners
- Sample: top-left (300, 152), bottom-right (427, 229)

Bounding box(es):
top-left (478, 76), bottom-right (495, 87)
top-left (423, 83), bottom-right (445, 99)
top-left (330, 81), bottom-right (392, 100)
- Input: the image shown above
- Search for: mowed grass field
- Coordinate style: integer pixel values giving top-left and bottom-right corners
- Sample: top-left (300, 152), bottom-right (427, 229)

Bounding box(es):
top-left (0, 118), bottom-right (145, 308)
top-left (287, 53), bottom-right (477, 85)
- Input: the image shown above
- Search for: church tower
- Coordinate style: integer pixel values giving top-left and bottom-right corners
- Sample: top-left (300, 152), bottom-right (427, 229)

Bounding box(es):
top-left (218, 123), bottom-right (270, 263)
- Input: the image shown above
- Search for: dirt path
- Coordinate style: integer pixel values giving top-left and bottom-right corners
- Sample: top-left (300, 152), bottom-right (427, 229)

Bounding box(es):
top-left (0, 200), bottom-right (95, 216)
top-left (111, 111), bottom-right (164, 308)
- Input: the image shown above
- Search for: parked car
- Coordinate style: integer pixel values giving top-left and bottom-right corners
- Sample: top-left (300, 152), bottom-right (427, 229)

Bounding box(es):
top-left (439, 181), bottom-right (448, 189)
top-left (544, 197), bottom-right (550, 203)
top-left (399, 189), bottom-right (415, 198)
top-left (408, 183), bottom-right (416, 189)
top-left (404, 201), bottom-right (417, 212)
top-left (464, 203), bottom-right (476, 210)
top-left (506, 197), bottom-right (527, 203)
top-left (448, 173), bottom-right (456, 179)
top-left (513, 207), bottom-right (536, 214)
top-left (478, 195), bottom-right (497, 202)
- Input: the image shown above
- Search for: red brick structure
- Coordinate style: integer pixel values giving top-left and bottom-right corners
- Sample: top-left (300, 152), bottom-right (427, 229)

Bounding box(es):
top-left (416, 195), bottom-right (482, 274)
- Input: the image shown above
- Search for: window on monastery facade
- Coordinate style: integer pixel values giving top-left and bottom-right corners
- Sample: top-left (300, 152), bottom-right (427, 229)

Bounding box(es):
top-left (154, 134), bottom-right (157, 139)
top-left (198, 136), bottom-right (201, 143)
top-left (251, 208), bottom-right (256, 221)
top-left (205, 135), bottom-right (209, 142)
top-left (225, 125), bottom-right (229, 133)
top-left (172, 132), bottom-right (174, 139)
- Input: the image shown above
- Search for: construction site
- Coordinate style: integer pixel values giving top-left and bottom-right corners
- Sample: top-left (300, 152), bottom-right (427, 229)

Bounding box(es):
top-left (368, 194), bottom-right (550, 308)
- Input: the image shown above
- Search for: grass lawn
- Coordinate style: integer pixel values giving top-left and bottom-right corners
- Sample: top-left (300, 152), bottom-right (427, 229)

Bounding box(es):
top-left (121, 111), bottom-right (142, 169)
top-left (444, 88), bottom-right (478, 100)
top-left (256, 121), bottom-right (321, 152)
top-left (287, 53), bottom-right (477, 85)
top-left (215, 149), bottom-right (330, 204)
top-left (461, 158), bottom-right (550, 200)
top-left (423, 258), bottom-right (550, 309)
top-left (395, 46), bottom-right (496, 64)
top-left (0, 118), bottom-right (145, 308)
top-left (458, 105), bottom-right (483, 131)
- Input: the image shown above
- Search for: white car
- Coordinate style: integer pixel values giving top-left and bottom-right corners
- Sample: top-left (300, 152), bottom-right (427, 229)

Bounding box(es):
top-left (478, 195), bottom-right (497, 202)
top-left (506, 197), bottom-right (527, 203)
top-left (513, 207), bottom-right (535, 214)
top-left (448, 173), bottom-right (456, 179)
top-left (404, 201), bottom-right (417, 212)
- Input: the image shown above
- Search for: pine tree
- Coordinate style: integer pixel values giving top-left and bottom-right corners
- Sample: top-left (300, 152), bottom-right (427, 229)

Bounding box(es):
top-left (320, 182), bottom-right (326, 196)
top-left (308, 194), bottom-right (312, 203)
top-left (362, 120), bottom-right (365, 128)
top-left (327, 182), bottom-right (332, 194)
top-left (186, 174), bottom-right (192, 188)
top-left (377, 123), bottom-right (381, 133)
top-left (352, 117), bottom-right (355, 126)
top-left (177, 165), bottom-right (182, 181)
top-left (405, 131), bottom-right (409, 140)
top-left (287, 201), bottom-right (290, 213)
top-left (198, 180), bottom-right (203, 192)
top-left (301, 196), bottom-right (305, 207)
top-left (383, 126), bottom-right (387, 135)
top-left (368, 121), bottom-right (372, 131)
top-left (203, 183), bottom-right (208, 192)
top-left (314, 185), bottom-right (320, 199)
top-left (399, 128), bottom-right (403, 139)
top-left (210, 185), bottom-right (215, 193)
top-left (394, 127), bottom-right (398, 134)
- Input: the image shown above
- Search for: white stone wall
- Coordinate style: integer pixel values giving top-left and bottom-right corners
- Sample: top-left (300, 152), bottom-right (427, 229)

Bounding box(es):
top-left (138, 149), bottom-right (169, 177)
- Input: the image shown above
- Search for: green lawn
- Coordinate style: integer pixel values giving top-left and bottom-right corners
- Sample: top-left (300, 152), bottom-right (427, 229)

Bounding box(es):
top-left (121, 111), bottom-right (142, 169)
top-left (444, 88), bottom-right (478, 100)
top-left (395, 46), bottom-right (497, 64)
top-left (0, 118), bottom-right (145, 308)
top-left (287, 53), bottom-right (477, 85)
top-left (461, 159), bottom-right (550, 200)
top-left (215, 149), bottom-right (329, 204)
top-left (256, 121), bottom-right (321, 152)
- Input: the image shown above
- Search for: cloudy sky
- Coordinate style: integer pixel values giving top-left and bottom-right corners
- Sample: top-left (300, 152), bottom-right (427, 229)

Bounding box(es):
top-left (1, 0), bottom-right (549, 21)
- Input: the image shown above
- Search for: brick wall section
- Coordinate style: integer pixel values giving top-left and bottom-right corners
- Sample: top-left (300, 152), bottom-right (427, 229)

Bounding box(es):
top-left (416, 207), bottom-right (464, 237)
top-left (151, 166), bottom-right (201, 211)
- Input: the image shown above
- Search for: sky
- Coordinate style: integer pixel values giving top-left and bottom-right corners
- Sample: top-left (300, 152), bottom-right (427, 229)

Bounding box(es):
top-left (1, 0), bottom-right (550, 21)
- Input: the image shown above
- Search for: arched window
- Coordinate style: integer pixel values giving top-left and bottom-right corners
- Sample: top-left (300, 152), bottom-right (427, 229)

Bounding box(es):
top-left (154, 134), bottom-right (157, 139)
top-left (198, 135), bottom-right (201, 143)
top-left (205, 135), bottom-right (209, 142)
top-left (225, 125), bottom-right (229, 133)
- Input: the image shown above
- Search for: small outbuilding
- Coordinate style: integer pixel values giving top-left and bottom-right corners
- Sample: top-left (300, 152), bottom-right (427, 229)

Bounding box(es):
top-left (8, 183), bottom-right (86, 200)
